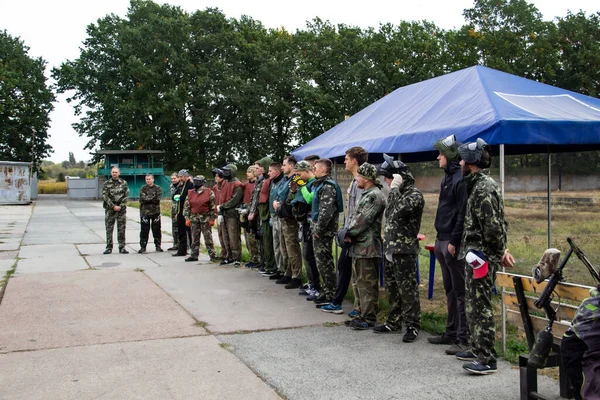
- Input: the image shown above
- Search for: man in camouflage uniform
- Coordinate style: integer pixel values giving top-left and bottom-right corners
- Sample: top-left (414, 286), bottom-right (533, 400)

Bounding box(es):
top-left (249, 156), bottom-right (276, 275)
top-left (562, 283), bottom-right (600, 400)
top-left (183, 175), bottom-right (217, 262)
top-left (273, 156), bottom-right (303, 288)
top-left (373, 154), bottom-right (424, 343)
top-left (305, 158), bottom-right (343, 309)
top-left (241, 166), bottom-right (260, 267)
top-left (456, 139), bottom-right (512, 374)
top-left (344, 163), bottom-right (386, 329)
top-left (168, 173), bottom-right (181, 250)
top-left (103, 167), bottom-right (129, 254)
top-left (138, 174), bottom-right (163, 253)
top-left (267, 162), bottom-right (285, 279)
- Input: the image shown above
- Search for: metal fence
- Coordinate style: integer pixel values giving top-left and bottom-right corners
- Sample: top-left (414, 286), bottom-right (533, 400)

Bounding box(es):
top-left (67, 177), bottom-right (99, 199)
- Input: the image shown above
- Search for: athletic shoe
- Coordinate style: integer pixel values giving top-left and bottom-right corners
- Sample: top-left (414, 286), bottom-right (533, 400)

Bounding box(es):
top-left (167, 246), bottom-right (178, 251)
top-left (219, 259), bottom-right (232, 265)
top-left (185, 257), bottom-right (198, 262)
top-left (313, 294), bottom-right (331, 306)
top-left (261, 270), bottom-right (276, 277)
top-left (155, 247), bottom-right (163, 252)
top-left (275, 276), bottom-right (291, 285)
top-left (463, 360), bottom-right (497, 375)
top-left (245, 262), bottom-right (257, 268)
top-left (233, 261), bottom-right (241, 268)
top-left (456, 350), bottom-right (477, 361)
top-left (138, 247), bottom-right (146, 254)
top-left (321, 303), bottom-right (343, 314)
top-left (285, 279), bottom-right (302, 289)
top-left (172, 253), bottom-right (186, 257)
top-left (349, 318), bottom-right (373, 330)
top-left (402, 327), bottom-right (419, 343)
top-left (119, 248), bottom-right (129, 254)
top-left (269, 272), bottom-right (283, 280)
top-left (445, 343), bottom-right (469, 355)
top-left (428, 333), bottom-right (455, 345)
top-left (348, 310), bottom-right (360, 319)
top-left (306, 292), bottom-right (320, 301)
top-left (373, 324), bottom-right (401, 334)
top-left (103, 248), bottom-right (112, 254)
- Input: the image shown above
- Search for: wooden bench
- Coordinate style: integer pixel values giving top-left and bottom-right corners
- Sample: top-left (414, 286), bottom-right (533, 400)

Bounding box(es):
top-left (497, 272), bottom-right (594, 400)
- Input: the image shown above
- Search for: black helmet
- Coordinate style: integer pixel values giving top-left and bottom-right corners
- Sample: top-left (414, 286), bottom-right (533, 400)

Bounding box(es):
top-left (211, 168), bottom-right (224, 178)
top-left (221, 165), bottom-right (232, 179)
top-left (377, 153), bottom-right (407, 179)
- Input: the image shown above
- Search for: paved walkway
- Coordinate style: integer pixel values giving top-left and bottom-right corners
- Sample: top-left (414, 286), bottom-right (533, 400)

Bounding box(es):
top-left (0, 196), bottom-right (563, 399)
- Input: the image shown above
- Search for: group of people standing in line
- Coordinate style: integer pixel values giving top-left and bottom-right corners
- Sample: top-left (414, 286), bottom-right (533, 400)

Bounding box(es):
top-left (102, 135), bottom-right (514, 375)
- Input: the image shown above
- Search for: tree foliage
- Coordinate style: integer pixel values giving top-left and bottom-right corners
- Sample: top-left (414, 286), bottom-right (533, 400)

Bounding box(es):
top-left (52, 0), bottom-right (600, 170)
top-left (0, 30), bottom-right (55, 170)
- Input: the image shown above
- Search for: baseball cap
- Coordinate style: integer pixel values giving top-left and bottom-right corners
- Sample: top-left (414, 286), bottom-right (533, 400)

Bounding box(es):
top-left (465, 250), bottom-right (489, 279)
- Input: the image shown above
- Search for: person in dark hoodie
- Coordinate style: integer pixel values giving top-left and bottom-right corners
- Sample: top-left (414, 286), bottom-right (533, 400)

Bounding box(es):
top-left (172, 169), bottom-right (194, 257)
top-left (427, 135), bottom-right (470, 355)
top-left (219, 164), bottom-right (244, 267)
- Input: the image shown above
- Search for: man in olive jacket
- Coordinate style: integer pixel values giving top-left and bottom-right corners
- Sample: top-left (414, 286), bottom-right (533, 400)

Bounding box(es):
top-left (344, 163), bottom-right (386, 330)
top-left (138, 174), bottom-right (163, 253)
top-left (103, 167), bottom-right (129, 254)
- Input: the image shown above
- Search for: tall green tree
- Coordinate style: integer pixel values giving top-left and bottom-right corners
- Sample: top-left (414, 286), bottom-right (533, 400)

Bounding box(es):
top-left (0, 30), bottom-right (55, 170)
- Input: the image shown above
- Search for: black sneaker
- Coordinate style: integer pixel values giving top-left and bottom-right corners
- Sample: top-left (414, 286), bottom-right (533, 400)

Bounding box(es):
top-left (373, 324), bottom-right (401, 334)
top-left (245, 262), bottom-right (257, 268)
top-left (219, 259), bottom-right (232, 265)
top-left (284, 279), bottom-right (302, 289)
top-left (167, 246), bottom-right (178, 251)
top-left (349, 318), bottom-right (374, 330)
top-left (402, 327), bottom-right (419, 343)
top-left (269, 272), bottom-right (283, 280)
top-left (185, 257), bottom-right (198, 262)
top-left (172, 253), bottom-right (186, 257)
top-left (306, 292), bottom-right (320, 301)
top-left (276, 276), bottom-right (291, 285)
top-left (427, 333), bottom-right (455, 345)
top-left (155, 246), bottom-right (163, 252)
top-left (463, 360), bottom-right (497, 375)
top-left (119, 248), bottom-right (129, 254)
top-left (314, 294), bottom-right (332, 307)
top-left (209, 257), bottom-right (220, 263)
top-left (251, 263), bottom-right (262, 269)
top-left (233, 261), bottom-right (241, 268)
top-left (138, 247), bottom-right (146, 254)
top-left (456, 350), bottom-right (477, 361)
top-left (103, 248), bottom-right (112, 254)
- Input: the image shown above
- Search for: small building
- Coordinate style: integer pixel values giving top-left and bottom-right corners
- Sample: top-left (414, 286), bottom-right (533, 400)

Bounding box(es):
top-left (0, 161), bottom-right (32, 205)
top-left (97, 150), bottom-right (170, 199)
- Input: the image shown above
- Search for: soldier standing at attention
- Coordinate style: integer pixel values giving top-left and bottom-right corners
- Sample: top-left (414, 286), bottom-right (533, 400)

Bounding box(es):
top-left (183, 175), bottom-right (217, 262)
top-left (168, 172), bottom-right (181, 251)
top-left (219, 164), bottom-right (244, 267)
top-left (344, 163), bottom-right (386, 330)
top-left (456, 139), bottom-right (514, 374)
top-left (374, 154), bottom-right (424, 343)
top-left (103, 166), bottom-right (129, 254)
top-left (138, 174), bottom-right (163, 253)
top-left (172, 169), bottom-right (193, 257)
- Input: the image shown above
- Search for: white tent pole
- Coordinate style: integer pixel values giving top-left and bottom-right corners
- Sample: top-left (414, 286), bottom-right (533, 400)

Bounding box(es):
top-left (500, 144), bottom-right (506, 354)
top-left (548, 152), bottom-right (552, 248)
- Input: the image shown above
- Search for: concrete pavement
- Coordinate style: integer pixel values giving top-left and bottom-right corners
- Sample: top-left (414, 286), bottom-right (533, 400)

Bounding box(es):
top-left (0, 195), bottom-right (565, 399)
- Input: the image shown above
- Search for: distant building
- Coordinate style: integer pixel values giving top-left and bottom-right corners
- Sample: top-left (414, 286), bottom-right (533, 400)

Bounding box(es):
top-left (0, 161), bottom-right (32, 204)
top-left (97, 150), bottom-right (170, 199)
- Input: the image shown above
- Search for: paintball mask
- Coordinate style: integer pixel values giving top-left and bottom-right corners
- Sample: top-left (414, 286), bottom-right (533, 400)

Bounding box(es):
top-left (193, 175), bottom-right (206, 189)
top-left (532, 248), bottom-right (561, 284)
top-left (376, 153), bottom-right (408, 179)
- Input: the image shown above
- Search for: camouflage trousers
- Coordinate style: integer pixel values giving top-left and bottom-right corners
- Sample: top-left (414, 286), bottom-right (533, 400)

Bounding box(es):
top-left (140, 213), bottom-right (161, 248)
top-left (465, 261), bottom-right (498, 364)
top-left (222, 216), bottom-right (242, 262)
top-left (272, 216), bottom-right (284, 273)
top-left (171, 209), bottom-right (179, 247)
top-left (105, 209), bottom-right (127, 249)
top-left (313, 234), bottom-right (336, 298)
top-left (352, 257), bottom-right (380, 324)
top-left (217, 219), bottom-right (228, 260)
top-left (385, 254), bottom-right (421, 330)
top-left (244, 227), bottom-right (259, 264)
top-left (261, 219), bottom-right (276, 272)
top-left (190, 216), bottom-right (216, 259)
top-left (280, 218), bottom-right (302, 280)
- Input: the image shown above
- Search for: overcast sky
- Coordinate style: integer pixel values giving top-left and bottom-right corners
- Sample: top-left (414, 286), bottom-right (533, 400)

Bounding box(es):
top-left (1, 0), bottom-right (598, 162)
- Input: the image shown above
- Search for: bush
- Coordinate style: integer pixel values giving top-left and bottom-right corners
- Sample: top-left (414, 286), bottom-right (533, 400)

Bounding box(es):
top-left (57, 173), bottom-right (65, 182)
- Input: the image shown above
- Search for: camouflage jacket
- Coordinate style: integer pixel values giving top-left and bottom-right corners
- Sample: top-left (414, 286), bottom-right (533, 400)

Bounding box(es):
top-left (183, 187), bottom-right (216, 223)
top-left (102, 178), bottom-right (129, 211)
top-left (249, 175), bottom-right (265, 215)
top-left (458, 170), bottom-right (507, 265)
top-left (346, 185), bottom-right (386, 259)
top-left (312, 176), bottom-right (340, 237)
top-left (384, 174), bottom-right (424, 255)
top-left (139, 184), bottom-right (162, 216)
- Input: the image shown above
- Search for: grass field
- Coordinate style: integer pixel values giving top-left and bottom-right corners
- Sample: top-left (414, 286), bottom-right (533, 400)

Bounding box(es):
top-left (38, 180), bottom-right (67, 194)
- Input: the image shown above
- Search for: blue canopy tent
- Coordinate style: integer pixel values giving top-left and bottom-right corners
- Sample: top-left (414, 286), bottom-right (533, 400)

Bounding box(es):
top-left (292, 65), bottom-right (600, 163)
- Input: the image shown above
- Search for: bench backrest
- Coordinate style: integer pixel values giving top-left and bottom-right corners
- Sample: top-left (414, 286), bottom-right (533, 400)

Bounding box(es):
top-left (497, 272), bottom-right (594, 344)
